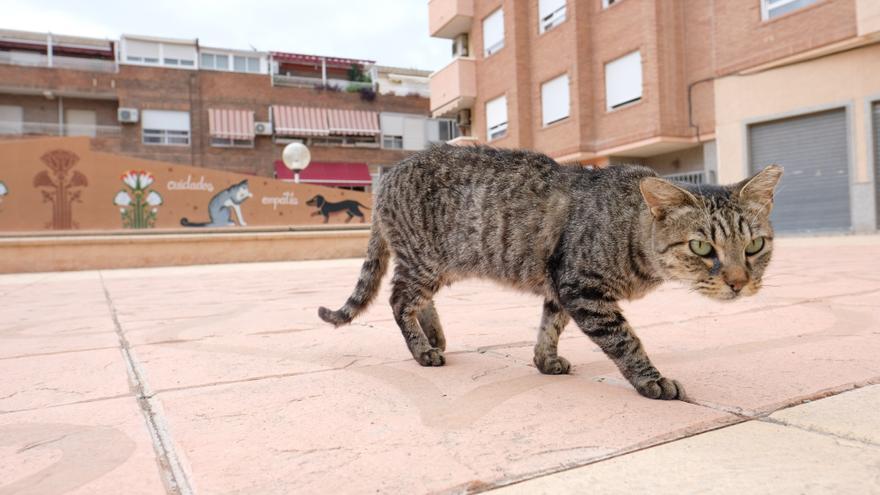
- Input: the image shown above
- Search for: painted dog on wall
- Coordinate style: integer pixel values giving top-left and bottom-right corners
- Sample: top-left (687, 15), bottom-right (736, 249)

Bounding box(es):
top-left (306, 195), bottom-right (369, 223)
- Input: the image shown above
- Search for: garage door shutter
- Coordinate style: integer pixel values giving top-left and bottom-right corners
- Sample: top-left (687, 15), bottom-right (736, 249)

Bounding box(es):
top-left (874, 103), bottom-right (880, 229)
top-left (748, 109), bottom-right (850, 232)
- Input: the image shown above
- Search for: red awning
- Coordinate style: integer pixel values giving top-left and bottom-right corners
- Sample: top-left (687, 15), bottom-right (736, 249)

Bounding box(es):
top-left (208, 108), bottom-right (255, 139)
top-left (327, 109), bottom-right (380, 136)
top-left (274, 160), bottom-right (372, 187)
top-left (272, 105), bottom-right (329, 137)
top-left (270, 51), bottom-right (374, 69)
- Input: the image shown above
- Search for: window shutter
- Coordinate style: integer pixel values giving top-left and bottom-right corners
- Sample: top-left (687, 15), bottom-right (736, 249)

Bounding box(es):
top-left (142, 110), bottom-right (190, 131)
top-left (163, 43), bottom-right (196, 62)
top-left (380, 113), bottom-right (404, 136)
top-left (482, 9), bottom-right (504, 55)
top-left (605, 50), bottom-right (642, 110)
top-left (403, 117), bottom-right (426, 150)
top-left (539, 0), bottom-right (566, 21)
top-left (126, 39), bottom-right (159, 59)
top-left (541, 74), bottom-right (570, 126)
top-left (486, 95), bottom-right (508, 140)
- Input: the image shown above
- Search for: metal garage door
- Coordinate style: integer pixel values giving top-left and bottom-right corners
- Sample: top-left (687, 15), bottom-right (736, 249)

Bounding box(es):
top-left (874, 102), bottom-right (880, 229)
top-left (748, 108), bottom-right (850, 232)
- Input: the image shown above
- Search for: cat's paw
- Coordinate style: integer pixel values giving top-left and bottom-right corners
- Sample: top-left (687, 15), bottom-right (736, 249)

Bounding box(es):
top-left (635, 377), bottom-right (686, 400)
top-left (417, 348), bottom-right (445, 367)
top-left (534, 354), bottom-right (571, 375)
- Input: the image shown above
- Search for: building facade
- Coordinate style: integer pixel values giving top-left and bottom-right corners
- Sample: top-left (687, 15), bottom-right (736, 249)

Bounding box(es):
top-left (429, 0), bottom-right (880, 232)
top-left (0, 29), bottom-right (452, 190)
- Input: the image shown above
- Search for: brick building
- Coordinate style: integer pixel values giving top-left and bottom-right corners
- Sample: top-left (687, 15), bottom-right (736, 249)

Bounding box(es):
top-left (429, 0), bottom-right (880, 232)
top-left (0, 29), bottom-right (451, 190)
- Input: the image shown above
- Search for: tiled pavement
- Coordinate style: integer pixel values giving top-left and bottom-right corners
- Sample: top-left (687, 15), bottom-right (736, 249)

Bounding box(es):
top-left (1, 235), bottom-right (879, 494)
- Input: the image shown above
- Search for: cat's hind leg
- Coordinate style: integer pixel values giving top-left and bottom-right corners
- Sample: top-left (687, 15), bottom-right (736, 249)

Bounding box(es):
top-left (533, 299), bottom-right (571, 375)
top-left (418, 300), bottom-right (446, 352)
top-left (390, 263), bottom-right (445, 366)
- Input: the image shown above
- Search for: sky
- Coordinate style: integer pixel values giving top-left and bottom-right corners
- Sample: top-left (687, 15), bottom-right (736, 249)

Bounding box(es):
top-left (4, 0), bottom-right (451, 71)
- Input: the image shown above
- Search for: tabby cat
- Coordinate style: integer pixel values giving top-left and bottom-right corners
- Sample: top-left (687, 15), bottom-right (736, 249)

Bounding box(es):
top-left (319, 145), bottom-right (782, 400)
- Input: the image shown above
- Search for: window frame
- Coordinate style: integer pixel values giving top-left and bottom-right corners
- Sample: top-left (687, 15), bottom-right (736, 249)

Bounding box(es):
top-left (604, 50), bottom-right (643, 111)
top-left (538, 0), bottom-right (567, 34)
top-left (482, 8), bottom-right (505, 58)
top-left (210, 136), bottom-right (254, 148)
top-left (485, 95), bottom-right (509, 141)
top-left (541, 73), bottom-right (570, 127)
top-left (382, 135), bottom-right (403, 149)
top-left (760, 0), bottom-right (818, 20)
top-left (602, 0), bottom-right (620, 8)
top-left (141, 110), bottom-right (191, 147)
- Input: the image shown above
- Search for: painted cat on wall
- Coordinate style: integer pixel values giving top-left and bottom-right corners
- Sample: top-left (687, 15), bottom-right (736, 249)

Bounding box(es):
top-left (180, 180), bottom-right (252, 227)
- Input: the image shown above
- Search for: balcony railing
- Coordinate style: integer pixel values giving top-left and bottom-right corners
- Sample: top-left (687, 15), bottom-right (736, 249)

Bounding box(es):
top-left (272, 74), bottom-right (374, 91)
top-left (0, 51), bottom-right (117, 73)
top-left (663, 171), bottom-right (706, 185)
top-left (0, 121), bottom-right (122, 137)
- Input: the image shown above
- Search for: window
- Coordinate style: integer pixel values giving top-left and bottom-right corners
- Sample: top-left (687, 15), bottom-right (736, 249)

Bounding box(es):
top-left (482, 8), bottom-right (504, 57)
top-left (211, 137), bottom-right (254, 148)
top-left (163, 43), bottom-right (196, 67)
top-left (437, 120), bottom-right (460, 142)
top-left (605, 50), bottom-right (642, 110)
top-left (539, 0), bottom-right (566, 33)
top-left (124, 39), bottom-right (195, 68)
top-left (383, 135), bottom-right (403, 149)
top-left (541, 74), bottom-right (570, 126)
top-left (203, 53), bottom-right (260, 73)
top-left (761, 0), bottom-right (817, 20)
top-left (485, 95), bottom-right (508, 141)
top-left (602, 0), bottom-right (619, 7)
top-left (65, 109), bottom-right (97, 137)
top-left (125, 39), bottom-right (160, 65)
top-left (142, 110), bottom-right (191, 146)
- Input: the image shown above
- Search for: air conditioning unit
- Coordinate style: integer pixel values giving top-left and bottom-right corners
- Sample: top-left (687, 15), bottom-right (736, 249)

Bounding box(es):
top-left (457, 109), bottom-right (471, 127)
top-left (254, 121), bottom-right (273, 135)
top-left (117, 108), bottom-right (139, 123)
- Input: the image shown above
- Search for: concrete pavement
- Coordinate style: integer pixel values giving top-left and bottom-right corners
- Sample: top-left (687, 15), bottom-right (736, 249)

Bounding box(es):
top-left (1, 235), bottom-right (879, 494)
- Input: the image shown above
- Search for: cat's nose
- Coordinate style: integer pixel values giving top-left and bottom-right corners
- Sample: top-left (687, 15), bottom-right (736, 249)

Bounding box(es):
top-left (722, 267), bottom-right (749, 293)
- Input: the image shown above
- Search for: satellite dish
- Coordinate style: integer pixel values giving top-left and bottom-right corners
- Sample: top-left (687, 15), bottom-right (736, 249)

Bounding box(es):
top-left (282, 142), bottom-right (311, 172)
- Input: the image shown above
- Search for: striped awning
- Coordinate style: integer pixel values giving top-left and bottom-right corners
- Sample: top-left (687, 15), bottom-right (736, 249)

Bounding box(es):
top-left (272, 106), bottom-right (329, 137)
top-left (208, 109), bottom-right (255, 139)
top-left (271, 105), bottom-right (379, 137)
top-left (327, 109), bottom-right (380, 136)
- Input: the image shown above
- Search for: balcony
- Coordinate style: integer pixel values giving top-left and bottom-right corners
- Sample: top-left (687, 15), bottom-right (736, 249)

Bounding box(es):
top-left (429, 57), bottom-right (476, 117)
top-left (0, 121), bottom-right (121, 138)
top-left (429, 0), bottom-right (474, 38)
top-left (272, 74), bottom-right (374, 91)
top-left (0, 51), bottom-right (117, 73)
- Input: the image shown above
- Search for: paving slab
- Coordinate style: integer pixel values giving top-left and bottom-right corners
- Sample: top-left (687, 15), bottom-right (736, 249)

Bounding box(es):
top-left (770, 384), bottom-right (880, 445)
top-left (490, 420), bottom-right (880, 494)
top-left (0, 397), bottom-right (167, 495)
top-left (152, 352), bottom-right (733, 494)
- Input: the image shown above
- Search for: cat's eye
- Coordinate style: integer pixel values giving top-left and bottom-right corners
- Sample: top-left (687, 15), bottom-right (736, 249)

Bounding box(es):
top-left (745, 237), bottom-right (765, 256)
top-left (689, 240), bottom-right (714, 257)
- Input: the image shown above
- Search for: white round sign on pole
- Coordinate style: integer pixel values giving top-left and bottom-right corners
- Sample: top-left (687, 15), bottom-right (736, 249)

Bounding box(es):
top-left (282, 142), bottom-right (311, 183)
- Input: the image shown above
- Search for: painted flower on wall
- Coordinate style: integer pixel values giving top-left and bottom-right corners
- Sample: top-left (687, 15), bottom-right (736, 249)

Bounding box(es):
top-left (115, 170), bottom-right (162, 229)
top-left (0, 181), bottom-right (7, 202)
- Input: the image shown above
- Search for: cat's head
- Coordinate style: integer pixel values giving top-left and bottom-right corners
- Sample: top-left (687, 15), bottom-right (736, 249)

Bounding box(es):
top-left (232, 180), bottom-right (252, 202)
top-left (639, 165), bottom-right (783, 301)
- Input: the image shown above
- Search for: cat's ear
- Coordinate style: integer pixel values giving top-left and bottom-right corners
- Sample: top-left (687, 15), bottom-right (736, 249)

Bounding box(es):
top-left (735, 164), bottom-right (783, 215)
top-left (639, 177), bottom-right (699, 220)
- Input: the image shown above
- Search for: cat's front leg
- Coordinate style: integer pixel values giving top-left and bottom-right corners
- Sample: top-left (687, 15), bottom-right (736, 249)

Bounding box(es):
top-left (533, 299), bottom-right (571, 375)
top-left (561, 292), bottom-right (685, 400)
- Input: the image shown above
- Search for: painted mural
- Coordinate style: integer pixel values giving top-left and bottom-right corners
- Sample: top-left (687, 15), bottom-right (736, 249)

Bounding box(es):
top-left (32, 150), bottom-right (89, 229)
top-left (180, 180), bottom-right (252, 227)
top-left (306, 195), bottom-right (370, 223)
top-left (0, 137), bottom-right (372, 233)
top-left (114, 171), bottom-right (164, 229)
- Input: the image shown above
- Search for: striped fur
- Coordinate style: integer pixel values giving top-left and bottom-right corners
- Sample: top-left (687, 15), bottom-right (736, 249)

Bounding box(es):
top-left (318, 145), bottom-right (782, 400)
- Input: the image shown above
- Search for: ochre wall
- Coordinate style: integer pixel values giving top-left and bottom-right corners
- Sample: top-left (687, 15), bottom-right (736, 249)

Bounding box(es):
top-left (0, 137), bottom-right (373, 233)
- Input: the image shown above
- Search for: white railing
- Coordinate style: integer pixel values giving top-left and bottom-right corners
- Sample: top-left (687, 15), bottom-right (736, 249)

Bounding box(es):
top-left (664, 171), bottom-right (706, 185)
top-left (0, 121), bottom-right (121, 137)
top-left (0, 51), bottom-right (117, 73)
top-left (272, 74), bottom-right (374, 91)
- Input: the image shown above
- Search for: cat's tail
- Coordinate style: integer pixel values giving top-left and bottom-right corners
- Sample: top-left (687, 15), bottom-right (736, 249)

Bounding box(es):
top-left (318, 223), bottom-right (389, 327)
top-left (180, 218), bottom-right (208, 227)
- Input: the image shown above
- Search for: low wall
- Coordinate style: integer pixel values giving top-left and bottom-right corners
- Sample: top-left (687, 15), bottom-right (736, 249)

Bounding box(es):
top-left (0, 227), bottom-right (370, 273)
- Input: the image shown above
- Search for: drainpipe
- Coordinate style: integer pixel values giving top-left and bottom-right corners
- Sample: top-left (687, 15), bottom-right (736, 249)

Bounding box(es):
top-left (321, 57), bottom-right (327, 85)
top-left (687, 77), bottom-right (714, 142)
top-left (47, 32), bottom-right (53, 67)
top-left (58, 96), bottom-right (63, 135)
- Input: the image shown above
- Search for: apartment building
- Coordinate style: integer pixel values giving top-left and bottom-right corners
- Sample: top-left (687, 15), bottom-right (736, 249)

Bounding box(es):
top-left (0, 29), bottom-right (453, 190)
top-left (429, 0), bottom-right (880, 232)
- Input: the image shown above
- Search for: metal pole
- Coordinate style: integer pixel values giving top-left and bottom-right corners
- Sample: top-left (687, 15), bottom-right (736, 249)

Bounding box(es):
top-left (321, 58), bottom-right (327, 85)
top-left (294, 172), bottom-right (300, 184)
top-left (47, 32), bottom-right (53, 67)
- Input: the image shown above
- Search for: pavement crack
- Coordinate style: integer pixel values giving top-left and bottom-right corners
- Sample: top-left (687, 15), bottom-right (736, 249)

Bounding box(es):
top-left (99, 271), bottom-right (192, 495)
top-left (759, 415), bottom-right (880, 449)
